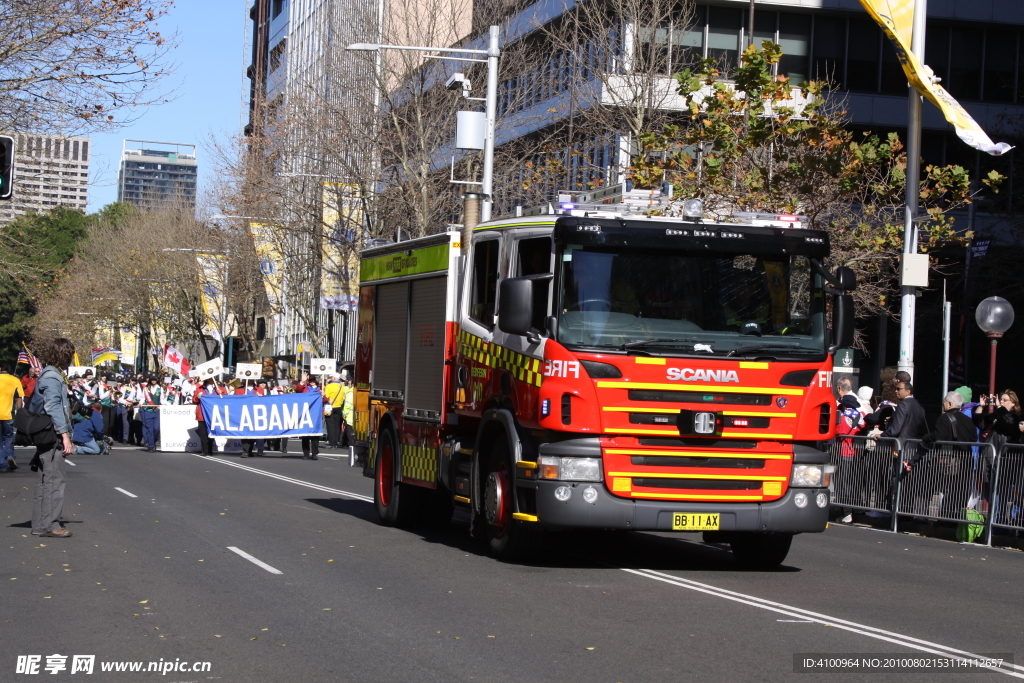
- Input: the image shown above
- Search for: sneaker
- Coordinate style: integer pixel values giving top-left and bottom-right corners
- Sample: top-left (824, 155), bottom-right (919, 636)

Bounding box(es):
top-left (6, 457), bottom-right (17, 471)
top-left (841, 513), bottom-right (854, 523)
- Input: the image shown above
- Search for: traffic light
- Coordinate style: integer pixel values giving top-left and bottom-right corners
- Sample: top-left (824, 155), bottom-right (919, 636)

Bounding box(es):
top-left (0, 135), bottom-right (14, 200)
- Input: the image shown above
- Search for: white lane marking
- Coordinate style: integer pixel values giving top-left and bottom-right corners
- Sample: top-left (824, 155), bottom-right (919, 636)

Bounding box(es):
top-left (65, 460), bottom-right (76, 466)
top-left (227, 546), bottom-right (283, 575)
top-left (114, 487), bottom-right (138, 498)
top-left (197, 455), bottom-right (373, 502)
top-left (624, 568), bottom-right (1024, 678)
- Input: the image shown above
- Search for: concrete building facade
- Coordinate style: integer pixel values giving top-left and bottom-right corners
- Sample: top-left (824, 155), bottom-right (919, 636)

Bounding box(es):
top-left (0, 133), bottom-right (90, 226)
top-left (117, 140), bottom-right (198, 211)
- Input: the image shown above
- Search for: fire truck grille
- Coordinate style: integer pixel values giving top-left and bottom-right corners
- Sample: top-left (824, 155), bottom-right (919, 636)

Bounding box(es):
top-left (631, 478), bottom-right (763, 491)
top-left (630, 456), bottom-right (766, 469)
top-left (628, 390), bottom-right (772, 406)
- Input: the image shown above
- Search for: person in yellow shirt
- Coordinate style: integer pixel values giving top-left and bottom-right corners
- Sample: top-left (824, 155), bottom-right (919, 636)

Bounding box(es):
top-left (340, 376), bottom-right (355, 448)
top-left (0, 361), bottom-right (25, 472)
top-left (323, 373), bottom-right (345, 448)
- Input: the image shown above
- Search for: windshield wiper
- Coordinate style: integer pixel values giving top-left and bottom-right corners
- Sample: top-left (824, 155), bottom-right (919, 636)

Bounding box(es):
top-left (726, 342), bottom-right (806, 357)
top-left (620, 337), bottom-right (698, 351)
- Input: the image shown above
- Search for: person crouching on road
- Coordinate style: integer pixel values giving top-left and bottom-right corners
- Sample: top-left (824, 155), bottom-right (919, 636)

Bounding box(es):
top-left (139, 376), bottom-right (163, 453)
top-left (30, 338), bottom-right (76, 538)
top-left (71, 402), bottom-right (107, 455)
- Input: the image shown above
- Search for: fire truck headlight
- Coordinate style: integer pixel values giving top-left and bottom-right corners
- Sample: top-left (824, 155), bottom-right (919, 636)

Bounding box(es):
top-left (815, 492), bottom-right (829, 508)
top-left (581, 486), bottom-right (598, 504)
top-left (554, 486), bottom-right (572, 501)
top-left (538, 455), bottom-right (561, 479)
top-left (560, 457), bottom-right (602, 481)
top-left (794, 492), bottom-right (809, 508)
top-left (790, 464), bottom-right (825, 487)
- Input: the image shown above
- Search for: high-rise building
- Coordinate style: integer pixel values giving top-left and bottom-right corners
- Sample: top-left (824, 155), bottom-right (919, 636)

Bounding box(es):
top-left (117, 140), bottom-right (198, 210)
top-left (0, 132), bottom-right (90, 226)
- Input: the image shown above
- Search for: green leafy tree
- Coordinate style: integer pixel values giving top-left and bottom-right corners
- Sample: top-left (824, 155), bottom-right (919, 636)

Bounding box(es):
top-left (0, 206), bottom-right (96, 359)
top-left (630, 42), bottom-right (1003, 340)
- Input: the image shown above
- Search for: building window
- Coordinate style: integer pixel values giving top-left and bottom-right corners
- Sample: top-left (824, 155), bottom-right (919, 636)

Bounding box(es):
top-left (270, 39), bottom-right (287, 73)
top-left (272, 0), bottom-right (284, 19)
top-left (256, 317), bottom-right (267, 340)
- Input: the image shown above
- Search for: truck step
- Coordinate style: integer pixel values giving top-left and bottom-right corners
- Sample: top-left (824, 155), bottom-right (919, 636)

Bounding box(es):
top-left (454, 476), bottom-right (471, 500)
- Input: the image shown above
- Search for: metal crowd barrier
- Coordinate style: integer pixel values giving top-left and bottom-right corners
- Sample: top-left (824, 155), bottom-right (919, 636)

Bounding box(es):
top-left (991, 444), bottom-right (1024, 537)
top-left (828, 435), bottom-right (902, 520)
top-left (828, 435), bottom-right (1023, 545)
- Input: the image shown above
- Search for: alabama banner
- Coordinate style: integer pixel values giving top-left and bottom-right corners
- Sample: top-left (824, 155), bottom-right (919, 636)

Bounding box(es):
top-left (200, 392), bottom-right (324, 437)
top-left (859, 0), bottom-right (1012, 156)
top-left (249, 223), bottom-right (284, 310)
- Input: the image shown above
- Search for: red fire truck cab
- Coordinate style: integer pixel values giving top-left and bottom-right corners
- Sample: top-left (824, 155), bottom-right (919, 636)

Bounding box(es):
top-left (354, 190), bottom-right (855, 567)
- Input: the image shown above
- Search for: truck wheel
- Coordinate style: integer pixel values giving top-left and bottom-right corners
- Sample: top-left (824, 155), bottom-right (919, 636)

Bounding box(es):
top-left (483, 438), bottom-right (541, 561)
top-left (373, 429), bottom-right (421, 527)
top-left (729, 533), bottom-right (793, 570)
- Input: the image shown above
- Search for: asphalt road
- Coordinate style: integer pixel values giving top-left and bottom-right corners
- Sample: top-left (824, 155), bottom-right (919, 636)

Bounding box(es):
top-left (2, 443), bottom-right (1022, 682)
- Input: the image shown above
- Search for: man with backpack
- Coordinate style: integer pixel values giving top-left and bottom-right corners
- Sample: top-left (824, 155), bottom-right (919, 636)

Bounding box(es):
top-left (918, 391), bottom-right (977, 520)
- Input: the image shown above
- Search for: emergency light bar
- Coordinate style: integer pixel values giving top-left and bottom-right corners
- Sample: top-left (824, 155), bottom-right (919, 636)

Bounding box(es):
top-left (731, 211), bottom-right (809, 228)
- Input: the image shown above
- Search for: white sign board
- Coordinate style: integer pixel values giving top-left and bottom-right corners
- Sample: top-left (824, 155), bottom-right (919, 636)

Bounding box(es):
top-left (236, 363), bottom-right (262, 380)
top-left (159, 405), bottom-right (201, 452)
top-left (67, 366), bottom-right (97, 378)
top-left (310, 358), bottom-right (336, 375)
top-left (196, 358), bottom-right (224, 379)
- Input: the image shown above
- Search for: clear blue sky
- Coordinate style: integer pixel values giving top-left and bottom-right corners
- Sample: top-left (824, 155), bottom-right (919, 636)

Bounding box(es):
top-left (87, 0), bottom-right (248, 212)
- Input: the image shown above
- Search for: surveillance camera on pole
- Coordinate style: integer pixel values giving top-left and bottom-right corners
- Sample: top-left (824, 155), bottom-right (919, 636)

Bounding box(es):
top-left (445, 72), bottom-right (472, 98)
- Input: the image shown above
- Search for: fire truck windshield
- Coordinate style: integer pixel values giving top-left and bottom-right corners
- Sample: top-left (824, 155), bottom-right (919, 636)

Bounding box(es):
top-left (556, 245), bottom-right (826, 359)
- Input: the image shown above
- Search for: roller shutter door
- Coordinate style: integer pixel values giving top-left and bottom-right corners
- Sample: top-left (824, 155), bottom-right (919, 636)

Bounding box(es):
top-left (372, 282), bottom-right (409, 395)
top-left (406, 277), bottom-right (447, 414)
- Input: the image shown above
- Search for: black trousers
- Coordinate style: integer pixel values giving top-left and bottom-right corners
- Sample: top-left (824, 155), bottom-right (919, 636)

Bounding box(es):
top-left (301, 436), bottom-right (319, 457)
top-left (342, 424), bottom-right (354, 448)
top-left (101, 405), bottom-right (118, 439)
top-left (325, 411), bottom-right (343, 447)
top-left (241, 439), bottom-right (264, 457)
top-left (196, 422), bottom-right (212, 455)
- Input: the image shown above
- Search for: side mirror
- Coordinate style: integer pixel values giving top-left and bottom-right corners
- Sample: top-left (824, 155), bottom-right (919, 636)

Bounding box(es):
top-left (498, 277), bottom-right (533, 336)
top-left (836, 266), bottom-right (857, 291)
top-left (829, 294), bottom-right (854, 353)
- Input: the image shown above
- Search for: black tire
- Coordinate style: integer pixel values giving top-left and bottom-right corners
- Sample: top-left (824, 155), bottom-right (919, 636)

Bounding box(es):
top-left (373, 428), bottom-right (422, 528)
top-left (483, 438), bottom-right (542, 561)
top-left (729, 533), bottom-right (793, 570)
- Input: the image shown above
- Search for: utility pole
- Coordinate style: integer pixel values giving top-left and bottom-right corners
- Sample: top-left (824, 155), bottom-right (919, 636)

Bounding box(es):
top-left (898, 0), bottom-right (927, 377)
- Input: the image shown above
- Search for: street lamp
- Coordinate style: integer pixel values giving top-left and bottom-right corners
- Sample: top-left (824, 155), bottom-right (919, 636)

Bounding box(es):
top-left (975, 296), bottom-right (1014, 394)
top-left (348, 25), bottom-right (500, 223)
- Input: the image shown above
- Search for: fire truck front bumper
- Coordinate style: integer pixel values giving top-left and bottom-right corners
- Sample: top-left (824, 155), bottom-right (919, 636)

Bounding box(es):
top-left (532, 480), bottom-right (830, 533)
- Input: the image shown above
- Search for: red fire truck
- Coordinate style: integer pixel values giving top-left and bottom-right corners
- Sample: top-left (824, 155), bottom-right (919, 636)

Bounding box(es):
top-left (353, 187), bottom-right (854, 567)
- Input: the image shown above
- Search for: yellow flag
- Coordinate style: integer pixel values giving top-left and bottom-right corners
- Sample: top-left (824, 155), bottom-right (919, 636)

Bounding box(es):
top-left (249, 223), bottom-right (284, 310)
top-left (321, 182), bottom-right (361, 312)
top-left (859, 0), bottom-right (1012, 156)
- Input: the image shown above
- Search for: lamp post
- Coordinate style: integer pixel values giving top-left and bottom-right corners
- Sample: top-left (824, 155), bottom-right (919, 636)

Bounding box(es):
top-left (348, 25), bottom-right (501, 222)
top-left (975, 296), bottom-right (1014, 395)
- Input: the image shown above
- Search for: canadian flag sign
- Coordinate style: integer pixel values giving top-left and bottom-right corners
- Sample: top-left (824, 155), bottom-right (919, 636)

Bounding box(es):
top-left (163, 344), bottom-right (191, 375)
